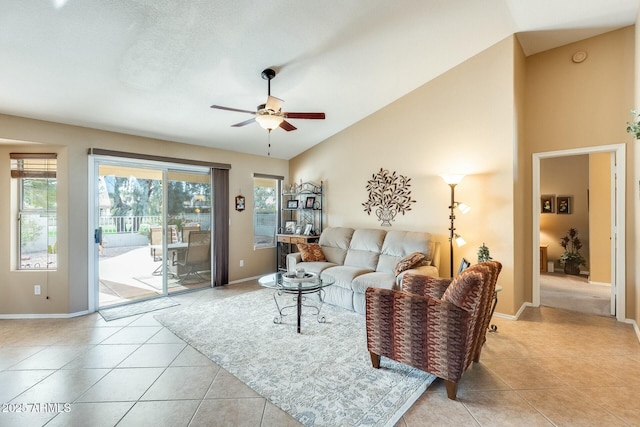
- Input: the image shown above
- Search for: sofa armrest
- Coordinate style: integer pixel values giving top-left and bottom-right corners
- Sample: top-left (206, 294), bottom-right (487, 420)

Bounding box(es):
top-left (286, 252), bottom-right (303, 272)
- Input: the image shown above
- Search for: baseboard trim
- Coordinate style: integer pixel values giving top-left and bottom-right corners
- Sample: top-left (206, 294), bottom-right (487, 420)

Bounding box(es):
top-left (0, 310), bottom-right (90, 319)
top-left (228, 275), bottom-right (261, 285)
top-left (627, 319), bottom-right (640, 343)
top-left (492, 302), bottom-right (533, 321)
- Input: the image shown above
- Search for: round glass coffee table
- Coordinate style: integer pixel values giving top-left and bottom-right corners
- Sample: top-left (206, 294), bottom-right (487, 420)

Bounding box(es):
top-left (258, 272), bottom-right (335, 333)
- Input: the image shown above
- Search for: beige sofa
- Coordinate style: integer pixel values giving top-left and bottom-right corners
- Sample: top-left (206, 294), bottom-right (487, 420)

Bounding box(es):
top-left (286, 227), bottom-right (440, 314)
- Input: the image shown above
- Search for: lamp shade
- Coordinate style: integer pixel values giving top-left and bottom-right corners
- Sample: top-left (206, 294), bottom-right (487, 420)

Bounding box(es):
top-left (454, 234), bottom-right (467, 247)
top-left (255, 114), bottom-right (284, 130)
top-left (457, 202), bottom-right (471, 214)
top-left (441, 174), bottom-right (465, 185)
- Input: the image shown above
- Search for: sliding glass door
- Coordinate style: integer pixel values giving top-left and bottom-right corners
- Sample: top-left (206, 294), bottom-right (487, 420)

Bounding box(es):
top-left (92, 158), bottom-right (211, 309)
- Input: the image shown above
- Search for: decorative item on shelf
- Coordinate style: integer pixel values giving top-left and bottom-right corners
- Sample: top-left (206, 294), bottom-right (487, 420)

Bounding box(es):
top-left (362, 168), bottom-right (416, 226)
top-left (477, 243), bottom-right (492, 263)
top-left (305, 196), bottom-right (316, 209)
top-left (303, 223), bottom-right (313, 236)
top-left (286, 199), bottom-right (299, 209)
top-left (284, 221), bottom-right (296, 234)
top-left (441, 174), bottom-right (471, 277)
top-left (556, 195), bottom-right (571, 214)
top-left (541, 194), bottom-right (555, 213)
top-left (559, 227), bottom-right (586, 275)
top-left (235, 195), bottom-right (245, 212)
top-left (626, 109), bottom-right (640, 140)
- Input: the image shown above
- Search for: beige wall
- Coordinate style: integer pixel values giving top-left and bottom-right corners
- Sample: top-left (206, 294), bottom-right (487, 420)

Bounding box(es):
top-left (540, 155), bottom-right (590, 270)
top-left (524, 26), bottom-right (635, 318)
top-left (0, 114), bottom-right (288, 315)
top-left (589, 152), bottom-right (612, 284)
top-left (290, 37), bottom-right (518, 313)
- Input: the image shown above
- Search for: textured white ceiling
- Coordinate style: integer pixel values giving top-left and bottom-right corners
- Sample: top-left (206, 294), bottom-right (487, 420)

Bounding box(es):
top-left (0, 0), bottom-right (637, 159)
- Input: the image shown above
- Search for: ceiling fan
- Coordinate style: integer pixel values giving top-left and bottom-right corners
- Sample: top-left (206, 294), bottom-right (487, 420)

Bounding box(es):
top-left (210, 68), bottom-right (325, 132)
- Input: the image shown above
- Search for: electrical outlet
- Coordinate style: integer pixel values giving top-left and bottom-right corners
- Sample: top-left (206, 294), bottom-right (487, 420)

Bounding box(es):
top-left (34, 285), bottom-right (41, 295)
top-left (239, 259), bottom-right (244, 267)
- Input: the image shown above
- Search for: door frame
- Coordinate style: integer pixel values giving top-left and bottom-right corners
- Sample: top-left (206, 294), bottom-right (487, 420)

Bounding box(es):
top-left (532, 143), bottom-right (625, 321)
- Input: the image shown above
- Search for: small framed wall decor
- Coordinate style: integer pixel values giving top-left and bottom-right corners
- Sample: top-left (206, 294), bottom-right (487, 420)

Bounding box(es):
top-left (541, 194), bottom-right (555, 213)
top-left (235, 195), bottom-right (245, 211)
top-left (303, 223), bottom-right (313, 235)
top-left (557, 195), bottom-right (572, 214)
top-left (287, 199), bottom-right (299, 209)
top-left (285, 221), bottom-right (296, 234)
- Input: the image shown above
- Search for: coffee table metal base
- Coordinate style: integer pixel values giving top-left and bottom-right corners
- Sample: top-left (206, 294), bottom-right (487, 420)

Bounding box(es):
top-left (271, 287), bottom-right (327, 333)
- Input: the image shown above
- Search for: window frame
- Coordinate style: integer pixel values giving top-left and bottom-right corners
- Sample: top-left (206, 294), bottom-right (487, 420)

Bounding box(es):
top-left (252, 174), bottom-right (283, 250)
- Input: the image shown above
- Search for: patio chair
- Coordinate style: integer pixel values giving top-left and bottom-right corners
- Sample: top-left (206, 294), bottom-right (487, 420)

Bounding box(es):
top-left (177, 230), bottom-right (211, 283)
top-left (181, 223), bottom-right (200, 243)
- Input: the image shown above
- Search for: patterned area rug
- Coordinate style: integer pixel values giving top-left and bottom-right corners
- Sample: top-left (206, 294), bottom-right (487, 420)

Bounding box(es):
top-left (100, 297), bottom-right (179, 321)
top-left (155, 289), bottom-right (435, 427)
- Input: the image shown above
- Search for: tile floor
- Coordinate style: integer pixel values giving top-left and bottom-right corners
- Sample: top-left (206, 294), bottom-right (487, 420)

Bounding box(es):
top-left (1, 281), bottom-right (639, 427)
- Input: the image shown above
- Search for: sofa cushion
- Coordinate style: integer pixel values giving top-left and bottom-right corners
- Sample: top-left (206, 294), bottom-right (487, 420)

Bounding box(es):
top-left (441, 270), bottom-right (484, 311)
top-left (393, 252), bottom-right (427, 276)
top-left (319, 227), bottom-right (354, 265)
top-left (343, 229), bottom-right (386, 270)
top-left (294, 261), bottom-right (337, 275)
top-left (297, 243), bottom-right (326, 262)
top-left (352, 271), bottom-right (396, 294)
top-left (377, 230), bottom-right (433, 273)
top-left (321, 265), bottom-right (373, 290)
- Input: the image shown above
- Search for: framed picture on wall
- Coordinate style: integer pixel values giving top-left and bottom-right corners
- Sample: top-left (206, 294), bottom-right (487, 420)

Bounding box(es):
top-left (541, 194), bottom-right (555, 213)
top-left (557, 195), bottom-right (572, 214)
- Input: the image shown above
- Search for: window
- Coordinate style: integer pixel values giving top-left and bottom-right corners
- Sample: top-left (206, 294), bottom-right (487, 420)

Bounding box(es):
top-left (253, 175), bottom-right (281, 249)
top-left (11, 153), bottom-right (57, 270)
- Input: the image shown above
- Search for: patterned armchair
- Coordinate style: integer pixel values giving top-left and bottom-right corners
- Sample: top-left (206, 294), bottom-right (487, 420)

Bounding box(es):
top-left (365, 261), bottom-right (502, 400)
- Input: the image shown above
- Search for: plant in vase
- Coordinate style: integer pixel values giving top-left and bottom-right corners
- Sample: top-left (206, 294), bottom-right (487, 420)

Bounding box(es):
top-left (559, 227), bottom-right (586, 275)
top-left (477, 243), bottom-right (492, 263)
top-left (626, 109), bottom-right (640, 139)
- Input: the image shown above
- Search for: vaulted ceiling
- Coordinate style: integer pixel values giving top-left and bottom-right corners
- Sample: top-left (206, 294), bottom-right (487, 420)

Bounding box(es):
top-left (1, 0), bottom-right (638, 158)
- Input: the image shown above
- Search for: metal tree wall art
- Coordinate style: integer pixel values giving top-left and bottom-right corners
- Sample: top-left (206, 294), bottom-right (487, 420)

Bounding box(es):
top-left (362, 168), bottom-right (416, 226)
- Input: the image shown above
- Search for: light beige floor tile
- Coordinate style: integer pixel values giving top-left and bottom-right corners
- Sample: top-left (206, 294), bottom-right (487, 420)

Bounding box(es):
top-left (517, 388), bottom-right (628, 427)
top-left (0, 370), bottom-right (55, 402)
top-left (454, 362), bottom-right (511, 392)
top-left (584, 385), bottom-right (640, 426)
top-left (459, 390), bottom-right (553, 426)
top-left (261, 400), bottom-right (302, 427)
top-left (52, 326), bottom-right (122, 345)
top-left (0, 346), bottom-right (45, 370)
top-left (117, 342), bottom-right (186, 367)
top-left (76, 367), bottom-right (164, 402)
top-left (205, 370), bottom-right (260, 399)
top-left (146, 327), bottom-right (185, 344)
top-left (402, 391), bottom-right (480, 426)
top-left (100, 326), bottom-right (163, 344)
top-left (13, 368), bottom-right (109, 403)
top-left (171, 345), bottom-right (220, 367)
top-left (190, 397), bottom-right (266, 427)
top-left (46, 401), bottom-right (135, 427)
top-left (63, 344), bottom-right (140, 369)
top-left (531, 357), bottom-right (624, 388)
top-left (482, 358), bottom-right (568, 390)
top-left (128, 313), bottom-right (163, 327)
top-left (9, 345), bottom-right (93, 370)
top-left (117, 400), bottom-right (200, 427)
top-left (141, 366), bottom-right (219, 400)
top-left (0, 407), bottom-right (58, 427)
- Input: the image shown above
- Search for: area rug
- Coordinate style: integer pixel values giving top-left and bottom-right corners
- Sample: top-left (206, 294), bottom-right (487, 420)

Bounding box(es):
top-left (155, 289), bottom-right (435, 427)
top-left (100, 297), bottom-right (179, 321)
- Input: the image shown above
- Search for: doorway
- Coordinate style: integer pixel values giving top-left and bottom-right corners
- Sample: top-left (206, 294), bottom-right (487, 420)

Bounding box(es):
top-left (89, 157), bottom-right (212, 310)
top-left (532, 144), bottom-right (626, 321)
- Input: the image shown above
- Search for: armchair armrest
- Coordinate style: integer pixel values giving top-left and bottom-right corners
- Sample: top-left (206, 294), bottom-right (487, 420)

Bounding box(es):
top-left (365, 287), bottom-right (471, 383)
top-left (401, 273), bottom-right (452, 299)
top-left (286, 252), bottom-right (303, 272)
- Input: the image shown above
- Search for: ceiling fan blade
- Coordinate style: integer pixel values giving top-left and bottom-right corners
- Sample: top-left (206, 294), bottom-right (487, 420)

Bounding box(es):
top-left (265, 96), bottom-right (283, 112)
top-left (284, 112), bottom-right (325, 120)
top-left (279, 120), bottom-right (297, 131)
top-left (231, 118), bottom-right (256, 127)
top-left (210, 105), bottom-right (256, 115)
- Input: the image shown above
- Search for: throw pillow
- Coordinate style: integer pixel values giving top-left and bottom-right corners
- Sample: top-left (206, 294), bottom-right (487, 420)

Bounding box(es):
top-left (441, 270), bottom-right (484, 311)
top-left (394, 252), bottom-right (427, 276)
top-left (297, 243), bottom-right (326, 262)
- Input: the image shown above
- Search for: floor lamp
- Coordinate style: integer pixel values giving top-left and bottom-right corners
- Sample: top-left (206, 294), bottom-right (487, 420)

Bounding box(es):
top-left (441, 175), bottom-right (470, 277)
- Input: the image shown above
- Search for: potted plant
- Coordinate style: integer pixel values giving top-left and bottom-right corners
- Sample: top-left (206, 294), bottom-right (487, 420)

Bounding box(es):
top-left (559, 228), bottom-right (586, 275)
top-left (477, 243), bottom-right (492, 263)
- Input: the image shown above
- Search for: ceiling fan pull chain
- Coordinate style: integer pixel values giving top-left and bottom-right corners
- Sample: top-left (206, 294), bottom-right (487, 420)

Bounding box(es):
top-left (267, 129), bottom-right (272, 156)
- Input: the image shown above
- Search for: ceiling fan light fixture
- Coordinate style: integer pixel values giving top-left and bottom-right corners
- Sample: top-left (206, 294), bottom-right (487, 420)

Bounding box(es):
top-left (255, 114), bottom-right (283, 130)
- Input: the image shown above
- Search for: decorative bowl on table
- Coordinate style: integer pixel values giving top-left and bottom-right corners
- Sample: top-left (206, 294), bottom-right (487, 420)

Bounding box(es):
top-left (282, 272), bottom-right (317, 283)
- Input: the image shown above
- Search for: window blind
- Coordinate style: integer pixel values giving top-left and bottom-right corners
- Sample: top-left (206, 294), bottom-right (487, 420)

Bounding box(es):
top-left (10, 153), bottom-right (57, 179)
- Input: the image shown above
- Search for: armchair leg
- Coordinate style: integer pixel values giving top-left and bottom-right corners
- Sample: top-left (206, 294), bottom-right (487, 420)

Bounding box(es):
top-left (444, 380), bottom-right (458, 400)
top-left (369, 352), bottom-right (381, 368)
